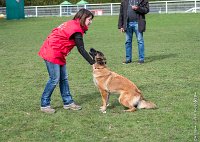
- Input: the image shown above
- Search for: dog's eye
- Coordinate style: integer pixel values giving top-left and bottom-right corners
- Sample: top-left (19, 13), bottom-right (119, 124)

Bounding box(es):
top-left (99, 53), bottom-right (104, 56)
top-left (97, 52), bottom-right (104, 56)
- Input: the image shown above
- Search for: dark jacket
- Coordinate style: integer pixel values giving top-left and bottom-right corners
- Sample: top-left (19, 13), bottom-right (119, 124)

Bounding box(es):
top-left (118, 0), bottom-right (149, 32)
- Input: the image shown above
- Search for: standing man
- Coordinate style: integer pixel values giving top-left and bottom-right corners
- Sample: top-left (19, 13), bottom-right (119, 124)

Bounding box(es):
top-left (118, 0), bottom-right (149, 64)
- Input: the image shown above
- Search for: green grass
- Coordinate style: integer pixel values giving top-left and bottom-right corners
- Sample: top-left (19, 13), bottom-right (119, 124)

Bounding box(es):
top-left (0, 14), bottom-right (199, 142)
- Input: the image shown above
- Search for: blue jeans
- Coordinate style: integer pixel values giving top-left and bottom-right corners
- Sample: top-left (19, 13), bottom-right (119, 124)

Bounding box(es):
top-left (125, 21), bottom-right (145, 61)
top-left (41, 60), bottom-right (74, 107)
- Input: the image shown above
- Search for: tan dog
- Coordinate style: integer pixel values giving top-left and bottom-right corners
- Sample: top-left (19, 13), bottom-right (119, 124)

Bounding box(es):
top-left (89, 48), bottom-right (157, 113)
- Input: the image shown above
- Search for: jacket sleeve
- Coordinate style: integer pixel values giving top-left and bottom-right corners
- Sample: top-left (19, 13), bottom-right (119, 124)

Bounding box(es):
top-left (72, 32), bottom-right (95, 65)
top-left (118, 1), bottom-right (124, 29)
top-left (136, 0), bottom-right (149, 14)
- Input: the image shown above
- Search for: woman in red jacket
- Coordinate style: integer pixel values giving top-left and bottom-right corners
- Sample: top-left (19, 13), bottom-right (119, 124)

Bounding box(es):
top-left (38, 8), bottom-right (95, 113)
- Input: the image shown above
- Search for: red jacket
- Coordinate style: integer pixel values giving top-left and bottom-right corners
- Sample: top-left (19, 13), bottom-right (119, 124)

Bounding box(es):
top-left (38, 19), bottom-right (88, 65)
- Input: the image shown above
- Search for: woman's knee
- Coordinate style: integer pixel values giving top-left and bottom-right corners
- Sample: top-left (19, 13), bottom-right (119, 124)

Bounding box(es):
top-left (49, 76), bottom-right (60, 85)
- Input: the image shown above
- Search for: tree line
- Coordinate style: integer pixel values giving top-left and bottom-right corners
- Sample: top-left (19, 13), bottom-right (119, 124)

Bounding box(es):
top-left (25, 0), bottom-right (122, 6)
top-left (0, 0), bottom-right (158, 7)
top-left (1, 0), bottom-right (120, 7)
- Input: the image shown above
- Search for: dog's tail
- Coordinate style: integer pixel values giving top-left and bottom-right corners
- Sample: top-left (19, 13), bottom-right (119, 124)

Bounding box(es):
top-left (137, 99), bottom-right (157, 109)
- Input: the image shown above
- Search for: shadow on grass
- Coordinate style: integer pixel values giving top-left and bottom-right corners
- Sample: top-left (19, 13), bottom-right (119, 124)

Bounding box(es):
top-left (79, 92), bottom-right (122, 108)
top-left (79, 91), bottom-right (100, 104)
top-left (52, 91), bottom-right (100, 109)
top-left (145, 53), bottom-right (177, 63)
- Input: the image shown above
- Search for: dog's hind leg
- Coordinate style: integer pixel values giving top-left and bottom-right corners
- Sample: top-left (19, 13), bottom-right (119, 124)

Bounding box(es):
top-left (118, 93), bottom-right (136, 112)
top-left (123, 108), bottom-right (136, 112)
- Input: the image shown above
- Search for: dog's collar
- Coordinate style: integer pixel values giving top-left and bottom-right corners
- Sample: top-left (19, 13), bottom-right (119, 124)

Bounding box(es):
top-left (93, 64), bottom-right (106, 70)
top-left (93, 71), bottom-right (112, 78)
top-left (94, 66), bottom-right (105, 69)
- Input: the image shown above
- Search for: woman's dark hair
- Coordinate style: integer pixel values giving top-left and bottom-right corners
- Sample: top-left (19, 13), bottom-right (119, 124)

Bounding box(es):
top-left (73, 8), bottom-right (94, 27)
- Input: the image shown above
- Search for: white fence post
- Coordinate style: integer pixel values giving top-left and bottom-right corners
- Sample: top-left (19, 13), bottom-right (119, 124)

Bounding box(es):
top-left (60, 5), bottom-right (62, 17)
top-left (111, 3), bottom-right (113, 15)
top-left (35, 6), bottom-right (38, 17)
top-left (166, 1), bottom-right (168, 13)
top-left (194, 0), bottom-right (197, 13)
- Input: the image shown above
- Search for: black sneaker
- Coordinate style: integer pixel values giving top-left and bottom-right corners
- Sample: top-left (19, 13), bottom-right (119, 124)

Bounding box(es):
top-left (122, 60), bottom-right (132, 64)
top-left (138, 60), bottom-right (144, 64)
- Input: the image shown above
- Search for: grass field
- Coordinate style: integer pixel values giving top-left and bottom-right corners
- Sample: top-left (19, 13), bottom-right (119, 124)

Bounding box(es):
top-left (0, 14), bottom-right (199, 142)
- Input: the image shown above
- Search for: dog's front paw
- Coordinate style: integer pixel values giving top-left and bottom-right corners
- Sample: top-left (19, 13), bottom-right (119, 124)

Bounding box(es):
top-left (99, 109), bottom-right (106, 113)
top-left (99, 106), bottom-right (106, 113)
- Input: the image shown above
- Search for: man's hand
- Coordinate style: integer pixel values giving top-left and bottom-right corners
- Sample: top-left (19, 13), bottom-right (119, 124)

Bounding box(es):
top-left (132, 5), bottom-right (139, 10)
top-left (120, 28), bottom-right (125, 33)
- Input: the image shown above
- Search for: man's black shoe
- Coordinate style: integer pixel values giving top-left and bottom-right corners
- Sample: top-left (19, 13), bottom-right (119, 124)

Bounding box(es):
top-left (122, 60), bottom-right (132, 64)
top-left (138, 60), bottom-right (144, 64)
